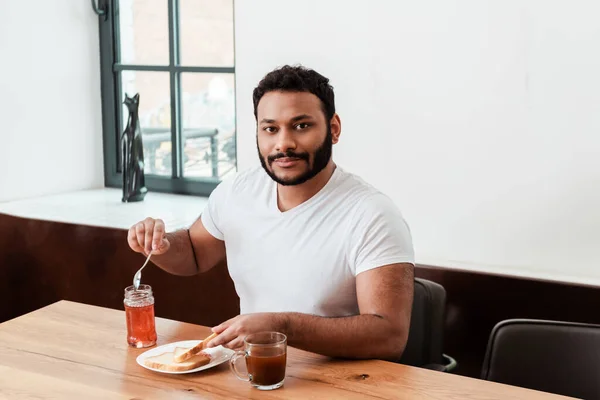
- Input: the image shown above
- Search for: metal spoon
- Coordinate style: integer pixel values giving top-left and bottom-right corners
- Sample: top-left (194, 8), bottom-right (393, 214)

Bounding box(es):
top-left (133, 252), bottom-right (153, 291)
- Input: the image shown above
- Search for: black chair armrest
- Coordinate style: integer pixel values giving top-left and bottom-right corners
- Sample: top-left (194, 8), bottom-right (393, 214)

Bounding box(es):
top-left (422, 354), bottom-right (457, 373)
top-left (442, 353), bottom-right (457, 372)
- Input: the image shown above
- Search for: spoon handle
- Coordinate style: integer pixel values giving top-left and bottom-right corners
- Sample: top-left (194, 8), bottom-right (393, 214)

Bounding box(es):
top-left (140, 251), bottom-right (153, 271)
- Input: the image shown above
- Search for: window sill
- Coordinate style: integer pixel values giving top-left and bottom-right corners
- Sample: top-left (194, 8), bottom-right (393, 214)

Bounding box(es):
top-left (0, 188), bottom-right (207, 231)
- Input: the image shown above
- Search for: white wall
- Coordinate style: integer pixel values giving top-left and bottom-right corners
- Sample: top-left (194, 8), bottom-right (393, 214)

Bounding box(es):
top-left (234, 0), bottom-right (600, 285)
top-left (0, 1), bottom-right (104, 202)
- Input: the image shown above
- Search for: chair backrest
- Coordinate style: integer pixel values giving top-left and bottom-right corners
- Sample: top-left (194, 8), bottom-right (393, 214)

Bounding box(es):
top-left (398, 278), bottom-right (446, 367)
top-left (482, 319), bottom-right (600, 399)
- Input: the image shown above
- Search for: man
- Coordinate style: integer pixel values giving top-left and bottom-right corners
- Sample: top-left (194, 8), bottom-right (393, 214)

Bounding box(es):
top-left (128, 65), bottom-right (415, 361)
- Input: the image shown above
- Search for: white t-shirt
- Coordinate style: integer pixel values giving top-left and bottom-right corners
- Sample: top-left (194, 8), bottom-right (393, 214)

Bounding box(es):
top-left (201, 166), bottom-right (414, 317)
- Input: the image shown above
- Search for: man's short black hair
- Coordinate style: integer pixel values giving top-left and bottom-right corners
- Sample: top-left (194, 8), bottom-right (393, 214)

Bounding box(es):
top-left (252, 65), bottom-right (335, 122)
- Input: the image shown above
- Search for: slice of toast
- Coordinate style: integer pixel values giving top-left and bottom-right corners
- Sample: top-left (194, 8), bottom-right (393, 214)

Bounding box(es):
top-left (144, 347), bottom-right (211, 372)
top-left (173, 332), bottom-right (218, 363)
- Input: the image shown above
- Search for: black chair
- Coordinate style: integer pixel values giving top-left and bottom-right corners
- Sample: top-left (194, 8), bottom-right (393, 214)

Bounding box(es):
top-left (398, 278), bottom-right (456, 372)
top-left (482, 319), bottom-right (600, 399)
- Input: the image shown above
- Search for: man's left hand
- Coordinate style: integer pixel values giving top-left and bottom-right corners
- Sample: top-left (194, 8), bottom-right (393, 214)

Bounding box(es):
top-left (206, 313), bottom-right (287, 350)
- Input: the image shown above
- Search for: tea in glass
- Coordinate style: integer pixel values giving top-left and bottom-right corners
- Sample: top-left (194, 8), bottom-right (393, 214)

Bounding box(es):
top-left (230, 331), bottom-right (287, 390)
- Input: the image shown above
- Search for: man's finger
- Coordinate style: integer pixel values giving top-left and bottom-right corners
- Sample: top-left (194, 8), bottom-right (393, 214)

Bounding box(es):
top-left (135, 223), bottom-right (146, 253)
top-left (223, 338), bottom-right (244, 350)
top-left (152, 220), bottom-right (165, 251)
top-left (207, 327), bottom-right (236, 348)
top-left (212, 316), bottom-right (238, 335)
top-left (143, 219), bottom-right (154, 253)
top-left (127, 227), bottom-right (144, 252)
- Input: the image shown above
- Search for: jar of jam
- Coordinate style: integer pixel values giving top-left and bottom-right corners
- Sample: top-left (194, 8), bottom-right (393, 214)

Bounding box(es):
top-left (124, 284), bottom-right (157, 348)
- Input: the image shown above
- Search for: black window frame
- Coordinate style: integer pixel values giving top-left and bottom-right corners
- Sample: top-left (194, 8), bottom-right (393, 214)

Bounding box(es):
top-left (97, 0), bottom-right (236, 196)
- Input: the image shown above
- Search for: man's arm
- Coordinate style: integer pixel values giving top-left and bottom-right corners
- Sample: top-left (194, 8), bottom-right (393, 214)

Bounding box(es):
top-left (284, 262), bottom-right (414, 360)
top-left (127, 217), bottom-right (226, 276)
top-left (209, 263), bottom-right (414, 361)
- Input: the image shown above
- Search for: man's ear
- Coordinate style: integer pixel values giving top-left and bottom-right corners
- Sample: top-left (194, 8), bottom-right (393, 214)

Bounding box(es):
top-left (330, 114), bottom-right (342, 144)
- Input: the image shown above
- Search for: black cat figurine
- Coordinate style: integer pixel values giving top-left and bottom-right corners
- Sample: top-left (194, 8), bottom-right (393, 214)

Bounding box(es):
top-left (121, 93), bottom-right (148, 202)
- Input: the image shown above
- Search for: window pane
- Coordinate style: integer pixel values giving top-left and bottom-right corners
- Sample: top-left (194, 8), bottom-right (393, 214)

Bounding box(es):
top-left (181, 73), bottom-right (236, 180)
top-left (119, 0), bottom-right (169, 65)
top-left (179, 0), bottom-right (234, 66)
top-left (121, 71), bottom-right (172, 177)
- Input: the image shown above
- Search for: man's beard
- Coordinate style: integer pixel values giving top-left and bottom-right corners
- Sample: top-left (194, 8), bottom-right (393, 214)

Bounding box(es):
top-left (258, 126), bottom-right (332, 186)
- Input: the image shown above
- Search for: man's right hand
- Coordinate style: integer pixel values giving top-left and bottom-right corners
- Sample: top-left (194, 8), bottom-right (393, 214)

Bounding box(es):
top-left (127, 218), bottom-right (171, 256)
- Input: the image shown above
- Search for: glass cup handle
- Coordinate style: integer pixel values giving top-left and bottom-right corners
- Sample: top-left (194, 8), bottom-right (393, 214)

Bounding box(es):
top-left (229, 351), bottom-right (251, 382)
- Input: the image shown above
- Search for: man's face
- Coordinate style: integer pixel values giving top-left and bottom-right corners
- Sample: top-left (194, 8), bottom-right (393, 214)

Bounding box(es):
top-left (256, 91), bottom-right (334, 186)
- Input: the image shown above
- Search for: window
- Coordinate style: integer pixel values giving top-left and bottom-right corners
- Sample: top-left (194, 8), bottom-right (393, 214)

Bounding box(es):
top-left (98, 0), bottom-right (236, 196)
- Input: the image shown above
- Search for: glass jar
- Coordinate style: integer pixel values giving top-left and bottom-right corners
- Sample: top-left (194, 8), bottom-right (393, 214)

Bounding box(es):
top-left (124, 284), bottom-right (157, 348)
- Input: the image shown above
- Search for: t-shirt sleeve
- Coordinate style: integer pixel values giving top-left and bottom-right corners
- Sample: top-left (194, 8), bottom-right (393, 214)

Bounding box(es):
top-left (350, 193), bottom-right (415, 276)
top-left (200, 177), bottom-right (233, 241)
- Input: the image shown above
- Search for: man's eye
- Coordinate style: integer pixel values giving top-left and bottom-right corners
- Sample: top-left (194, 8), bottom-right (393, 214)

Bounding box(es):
top-left (295, 123), bottom-right (310, 130)
top-left (263, 126), bottom-right (277, 133)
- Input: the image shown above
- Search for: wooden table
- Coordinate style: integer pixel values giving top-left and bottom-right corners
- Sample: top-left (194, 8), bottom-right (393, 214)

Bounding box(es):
top-left (0, 301), bottom-right (572, 399)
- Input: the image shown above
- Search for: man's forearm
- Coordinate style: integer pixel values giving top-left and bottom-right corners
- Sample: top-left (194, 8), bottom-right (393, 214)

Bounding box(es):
top-left (279, 312), bottom-right (407, 361)
top-left (149, 230), bottom-right (199, 276)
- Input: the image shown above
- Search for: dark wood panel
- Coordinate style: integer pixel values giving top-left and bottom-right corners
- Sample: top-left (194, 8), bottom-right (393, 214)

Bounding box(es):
top-left (0, 213), bottom-right (239, 327)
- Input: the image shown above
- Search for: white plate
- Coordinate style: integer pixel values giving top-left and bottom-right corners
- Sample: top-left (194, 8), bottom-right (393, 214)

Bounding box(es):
top-left (136, 340), bottom-right (235, 374)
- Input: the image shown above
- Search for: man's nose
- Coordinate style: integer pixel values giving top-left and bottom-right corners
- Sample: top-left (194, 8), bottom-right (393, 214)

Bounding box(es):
top-left (275, 128), bottom-right (296, 153)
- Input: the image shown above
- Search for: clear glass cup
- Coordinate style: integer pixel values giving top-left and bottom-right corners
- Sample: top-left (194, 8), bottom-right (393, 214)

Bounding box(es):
top-left (229, 332), bottom-right (287, 390)
top-left (124, 284), bottom-right (157, 348)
